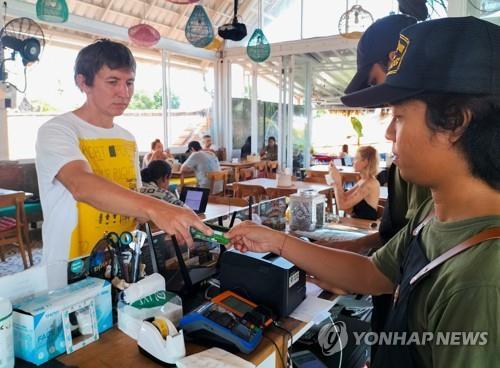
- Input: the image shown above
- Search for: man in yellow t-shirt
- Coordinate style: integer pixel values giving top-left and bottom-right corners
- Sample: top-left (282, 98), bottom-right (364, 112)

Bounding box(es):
top-left (36, 39), bottom-right (211, 289)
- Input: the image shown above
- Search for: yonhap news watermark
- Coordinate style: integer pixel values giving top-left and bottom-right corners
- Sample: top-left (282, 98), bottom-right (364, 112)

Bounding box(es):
top-left (318, 321), bottom-right (488, 356)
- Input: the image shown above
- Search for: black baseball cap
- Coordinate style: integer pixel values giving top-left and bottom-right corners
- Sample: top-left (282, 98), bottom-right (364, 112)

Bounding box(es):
top-left (345, 14), bottom-right (417, 94)
top-left (342, 16), bottom-right (500, 107)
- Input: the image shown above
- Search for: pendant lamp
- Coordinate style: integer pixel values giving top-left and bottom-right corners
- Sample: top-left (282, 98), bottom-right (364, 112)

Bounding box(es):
top-left (128, 24), bottom-right (161, 48)
top-left (247, 29), bottom-right (270, 62)
top-left (338, 4), bottom-right (373, 39)
top-left (185, 5), bottom-right (214, 48)
top-left (247, 0), bottom-right (270, 63)
top-left (36, 0), bottom-right (69, 23)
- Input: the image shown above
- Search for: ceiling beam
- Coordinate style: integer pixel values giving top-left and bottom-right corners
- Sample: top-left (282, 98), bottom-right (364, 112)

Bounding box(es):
top-left (100, 0), bottom-right (117, 21)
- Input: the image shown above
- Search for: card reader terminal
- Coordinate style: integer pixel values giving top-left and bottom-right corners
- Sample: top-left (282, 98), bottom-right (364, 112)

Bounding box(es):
top-left (179, 290), bottom-right (273, 354)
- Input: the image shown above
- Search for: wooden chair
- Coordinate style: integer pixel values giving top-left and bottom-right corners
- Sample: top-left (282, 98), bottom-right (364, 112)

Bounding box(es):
top-left (376, 205), bottom-right (385, 219)
top-left (206, 171), bottom-right (229, 196)
top-left (238, 167), bottom-right (255, 181)
top-left (253, 161), bottom-right (268, 178)
top-left (266, 161), bottom-right (279, 178)
top-left (0, 192), bottom-right (33, 269)
top-left (216, 147), bottom-right (227, 162)
top-left (233, 183), bottom-right (267, 203)
top-left (265, 187), bottom-right (297, 199)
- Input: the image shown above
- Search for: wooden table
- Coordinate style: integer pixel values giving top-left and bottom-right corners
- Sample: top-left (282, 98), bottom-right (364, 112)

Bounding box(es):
top-left (219, 161), bottom-right (259, 182)
top-left (59, 295), bottom-right (334, 368)
top-left (200, 202), bottom-right (246, 221)
top-left (236, 178), bottom-right (334, 212)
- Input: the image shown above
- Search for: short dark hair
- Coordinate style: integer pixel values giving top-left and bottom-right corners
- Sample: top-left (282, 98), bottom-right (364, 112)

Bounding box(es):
top-left (268, 136), bottom-right (276, 143)
top-left (202, 134), bottom-right (211, 139)
top-left (409, 93), bottom-right (500, 190)
top-left (74, 39), bottom-right (136, 87)
top-left (187, 141), bottom-right (202, 152)
top-left (141, 160), bottom-right (172, 184)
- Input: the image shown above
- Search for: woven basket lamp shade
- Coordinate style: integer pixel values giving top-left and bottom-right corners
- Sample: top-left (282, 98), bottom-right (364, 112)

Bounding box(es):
top-left (338, 5), bottom-right (373, 38)
top-left (185, 5), bottom-right (214, 48)
top-left (247, 28), bottom-right (270, 62)
top-left (36, 0), bottom-right (69, 23)
top-left (128, 23), bottom-right (161, 48)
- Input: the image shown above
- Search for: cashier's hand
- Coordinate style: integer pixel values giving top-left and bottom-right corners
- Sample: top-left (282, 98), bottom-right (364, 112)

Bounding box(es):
top-left (147, 203), bottom-right (212, 248)
top-left (328, 161), bottom-right (342, 185)
top-left (227, 221), bottom-right (285, 254)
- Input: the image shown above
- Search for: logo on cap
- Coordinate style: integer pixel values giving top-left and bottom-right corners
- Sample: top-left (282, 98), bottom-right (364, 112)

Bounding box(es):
top-left (387, 34), bottom-right (410, 76)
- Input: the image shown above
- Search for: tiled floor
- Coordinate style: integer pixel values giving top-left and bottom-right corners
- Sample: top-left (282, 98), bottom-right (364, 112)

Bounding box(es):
top-left (0, 241), bottom-right (43, 277)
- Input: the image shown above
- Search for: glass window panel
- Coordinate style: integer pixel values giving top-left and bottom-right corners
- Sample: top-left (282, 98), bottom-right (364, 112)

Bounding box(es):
top-left (231, 62), bottom-right (252, 159)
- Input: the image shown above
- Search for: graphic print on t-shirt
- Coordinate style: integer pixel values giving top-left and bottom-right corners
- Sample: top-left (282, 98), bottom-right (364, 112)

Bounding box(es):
top-left (69, 138), bottom-right (138, 259)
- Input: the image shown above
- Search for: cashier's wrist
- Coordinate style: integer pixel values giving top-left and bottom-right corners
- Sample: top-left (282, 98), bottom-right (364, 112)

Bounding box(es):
top-left (277, 233), bottom-right (287, 256)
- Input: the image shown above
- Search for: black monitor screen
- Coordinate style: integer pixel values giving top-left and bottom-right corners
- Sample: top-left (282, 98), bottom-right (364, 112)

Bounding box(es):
top-left (180, 186), bottom-right (210, 213)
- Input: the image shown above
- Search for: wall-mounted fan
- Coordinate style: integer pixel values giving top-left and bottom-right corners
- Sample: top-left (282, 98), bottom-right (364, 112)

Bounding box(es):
top-left (0, 17), bottom-right (45, 66)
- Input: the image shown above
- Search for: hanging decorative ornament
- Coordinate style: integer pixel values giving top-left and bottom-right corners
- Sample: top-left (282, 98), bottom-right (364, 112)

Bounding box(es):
top-left (128, 0), bottom-right (161, 48)
top-left (166, 0), bottom-right (199, 4)
top-left (247, 0), bottom-right (270, 63)
top-left (128, 24), bottom-right (161, 48)
top-left (36, 0), bottom-right (69, 23)
top-left (247, 29), bottom-right (270, 62)
top-left (338, 4), bottom-right (373, 39)
top-left (185, 5), bottom-right (214, 48)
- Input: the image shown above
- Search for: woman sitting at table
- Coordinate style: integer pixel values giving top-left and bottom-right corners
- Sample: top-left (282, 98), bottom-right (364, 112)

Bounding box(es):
top-left (328, 145), bottom-right (380, 220)
top-left (142, 139), bottom-right (169, 169)
top-left (140, 160), bottom-right (184, 207)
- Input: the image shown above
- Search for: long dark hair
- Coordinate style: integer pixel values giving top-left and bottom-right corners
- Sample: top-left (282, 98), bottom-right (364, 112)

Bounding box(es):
top-left (141, 160), bottom-right (172, 184)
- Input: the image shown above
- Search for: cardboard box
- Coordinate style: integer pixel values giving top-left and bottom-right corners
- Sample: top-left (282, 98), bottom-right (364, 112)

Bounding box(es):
top-left (12, 277), bottom-right (112, 365)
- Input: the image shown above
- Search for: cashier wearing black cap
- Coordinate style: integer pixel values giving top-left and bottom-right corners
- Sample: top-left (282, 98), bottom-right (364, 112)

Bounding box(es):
top-left (228, 17), bottom-right (500, 368)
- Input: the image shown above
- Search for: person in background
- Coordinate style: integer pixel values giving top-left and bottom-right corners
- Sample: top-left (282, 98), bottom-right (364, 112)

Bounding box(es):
top-left (140, 160), bottom-right (184, 207)
top-left (228, 17), bottom-right (500, 367)
top-left (181, 141), bottom-right (221, 192)
top-left (35, 40), bottom-right (210, 288)
top-left (240, 136), bottom-right (252, 160)
top-left (202, 134), bottom-right (218, 153)
top-left (338, 144), bottom-right (349, 158)
top-left (260, 136), bottom-right (278, 161)
top-left (142, 138), bottom-right (167, 169)
top-left (329, 145), bottom-right (380, 220)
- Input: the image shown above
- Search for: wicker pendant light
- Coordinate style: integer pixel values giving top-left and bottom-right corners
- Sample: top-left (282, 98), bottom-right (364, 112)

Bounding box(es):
top-left (338, 3), bottom-right (373, 39)
top-left (247, 0), bottom-right (270, 63)
top-left (36, 0), bottom-right (69, 23)
top-left (185, 5), bottom-right (214, 48)
top-left (128, 0), bottom-right (161, 48)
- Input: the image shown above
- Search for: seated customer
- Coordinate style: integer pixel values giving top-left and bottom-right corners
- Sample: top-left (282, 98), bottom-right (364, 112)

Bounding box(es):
top-left (202, 134), bottom-right (218, 153)
top-left (329, 145), bottom-right (380, 220)
top-left (142, 139), bottom-right (168, 169)
top-left (182, 141), bottom-right (221, 192)
top-left (240, 136), bottom-right (251, 160)
top-left (140, 160), bottom-right (184, 207)
top-left (260, 136), bottom-right (278, 161)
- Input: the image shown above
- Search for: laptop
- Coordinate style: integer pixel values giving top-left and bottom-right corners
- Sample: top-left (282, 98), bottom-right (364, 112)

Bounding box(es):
top-left (343, 156), bottom-right (353, 166)
top-left (333, 158), bottom-right (343, 167)
top-left (180, 186), bottom-right (210, 214)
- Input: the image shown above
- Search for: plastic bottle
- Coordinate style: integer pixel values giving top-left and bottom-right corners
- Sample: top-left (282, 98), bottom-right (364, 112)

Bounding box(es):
top-left (0, 297), bottom-right (14, 368)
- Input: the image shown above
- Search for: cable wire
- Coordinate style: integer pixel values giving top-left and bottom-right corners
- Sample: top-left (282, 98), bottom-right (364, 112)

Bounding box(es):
top-left (262, 334), bottom-right (286, 368)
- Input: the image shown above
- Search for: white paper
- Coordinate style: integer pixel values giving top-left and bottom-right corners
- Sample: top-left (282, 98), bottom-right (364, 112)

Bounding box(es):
top-left (290, 296), bottom-right (335, 323)
top-left (305, 281), bottom-right (323, 298)
top-left (176, 347), bottom-right (255, 368)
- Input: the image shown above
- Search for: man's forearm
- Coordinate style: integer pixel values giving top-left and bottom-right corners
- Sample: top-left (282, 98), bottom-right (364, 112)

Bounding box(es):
top-left (70, 170), bottom-right (169, 221)
top-left (317, 232), bottom-right (383, 254)
top-left (281, 235), bottom-right (393, 295)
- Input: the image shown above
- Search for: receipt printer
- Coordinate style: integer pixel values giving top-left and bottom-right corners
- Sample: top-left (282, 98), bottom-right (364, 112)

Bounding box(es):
top-left (219, 250), bottom-right (306, 318)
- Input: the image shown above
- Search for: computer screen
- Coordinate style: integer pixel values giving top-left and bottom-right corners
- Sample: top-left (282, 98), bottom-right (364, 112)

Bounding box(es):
top-left (343, 156), bottom-right (353, 166)
top-left (180, 187), bottom-right (210, 213)
top-left (333, 158), bottom-right (343, 167)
